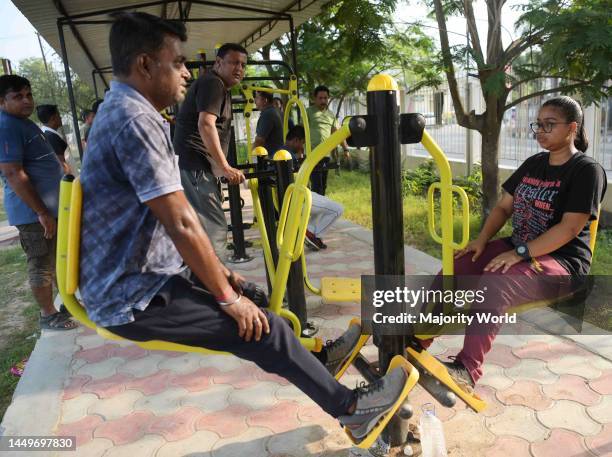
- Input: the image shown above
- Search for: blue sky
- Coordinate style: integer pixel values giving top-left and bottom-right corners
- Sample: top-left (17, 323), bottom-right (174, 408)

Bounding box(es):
top-left (0, 0), bottom-right (525, 71)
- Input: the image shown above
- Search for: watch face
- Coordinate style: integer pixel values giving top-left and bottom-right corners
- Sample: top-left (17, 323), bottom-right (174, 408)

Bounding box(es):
top-left (517, 246), bottom-right (527, 256)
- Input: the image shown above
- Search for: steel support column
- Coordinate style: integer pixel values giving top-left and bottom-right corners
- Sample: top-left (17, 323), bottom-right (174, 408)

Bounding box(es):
top-left (367, 75), bottom-right (407, 446)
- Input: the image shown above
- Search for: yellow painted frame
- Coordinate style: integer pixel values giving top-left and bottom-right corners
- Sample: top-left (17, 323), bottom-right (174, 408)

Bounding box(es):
top-left (268, 123), bottom-right (352, 321)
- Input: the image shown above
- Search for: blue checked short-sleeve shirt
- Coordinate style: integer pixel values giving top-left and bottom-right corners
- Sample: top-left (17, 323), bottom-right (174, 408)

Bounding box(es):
top-left (80, 81), bottom-right (185, 327)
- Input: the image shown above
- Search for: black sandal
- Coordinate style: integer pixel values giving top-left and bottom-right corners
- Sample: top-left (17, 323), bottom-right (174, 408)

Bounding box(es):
top-left (40, 312), bottom-right (78, 330)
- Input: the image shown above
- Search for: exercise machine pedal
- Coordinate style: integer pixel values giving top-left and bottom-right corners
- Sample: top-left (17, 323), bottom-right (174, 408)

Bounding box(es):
top-left (405, 346), bottom-right (486, 412)
top-left (416, 369), bottom-right (457, 408)
top-left (335, 318), bottom-right (370, 380)
top-left (345, 355), bottom-right (419, 449)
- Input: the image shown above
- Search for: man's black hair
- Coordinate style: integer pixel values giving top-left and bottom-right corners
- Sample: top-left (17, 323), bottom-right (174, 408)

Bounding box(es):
top-left (91, 99), bottom-right (104, 113)
top-left (109, 12), bottom-right (187, 77)
top-left (36, 104), bottom-right (59, 124)
top-left (286, 125), bottom-right (305, 142)
top-left (0, 75), bottom-right (31, 98)
top-left (256, 88), bottom-right (273, 104)
top-left (313, 85), bottom-right (330, 97)
top-left (217, 43), bottom-right (248, 59)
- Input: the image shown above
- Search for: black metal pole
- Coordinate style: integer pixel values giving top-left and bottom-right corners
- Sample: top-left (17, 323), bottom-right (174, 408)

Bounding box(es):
top-left (255, 152), bottom-right (279, 294)
top-left (289, 15), bottom-right (298, 80)
top-left (92, 71), bottom-right (99, 99)
top-left (57, 21), bottom-right (84, 160)
top-left (226, 127), bottom-right (252, 263)
top-left (274, 152), bottom-right (308, 330)
top-left (367, 75), bottom-right (407, 446)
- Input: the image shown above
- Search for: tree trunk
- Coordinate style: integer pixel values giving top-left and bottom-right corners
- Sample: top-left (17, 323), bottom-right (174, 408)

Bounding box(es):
top-left (480, 118), bottom-right (502, 220)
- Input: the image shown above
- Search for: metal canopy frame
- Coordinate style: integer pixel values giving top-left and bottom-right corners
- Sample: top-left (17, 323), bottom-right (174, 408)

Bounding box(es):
top-left (56, 0), bottom-right (302, 158)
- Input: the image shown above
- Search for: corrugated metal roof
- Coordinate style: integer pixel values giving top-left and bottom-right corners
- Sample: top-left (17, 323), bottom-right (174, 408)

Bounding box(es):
top-left (11, 0), bottom-right (327, 89)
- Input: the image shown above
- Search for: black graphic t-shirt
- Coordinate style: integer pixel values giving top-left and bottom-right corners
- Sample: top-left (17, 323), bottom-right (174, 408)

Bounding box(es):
top-left (502, 152), bottom-right (607, 275)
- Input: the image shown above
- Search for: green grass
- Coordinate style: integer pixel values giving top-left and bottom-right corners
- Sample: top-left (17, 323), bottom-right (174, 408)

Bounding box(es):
top-left (0, 247), bottom-right (39, 421)
top-left (0, 187), bottom-right (6, 222)
top-left (326, 170), bottom-right (611, 273)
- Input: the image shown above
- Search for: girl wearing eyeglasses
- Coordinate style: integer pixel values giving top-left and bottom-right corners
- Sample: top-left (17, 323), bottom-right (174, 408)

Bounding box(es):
top-left (419, 96), bottom-right (607, 395)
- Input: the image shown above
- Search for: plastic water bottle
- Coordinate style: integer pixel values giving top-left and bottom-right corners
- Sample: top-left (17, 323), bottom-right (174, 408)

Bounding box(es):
top-left (419, 403), bottom-right (448, 457)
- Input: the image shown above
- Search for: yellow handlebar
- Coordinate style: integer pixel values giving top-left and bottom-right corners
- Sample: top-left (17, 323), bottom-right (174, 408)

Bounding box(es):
top-left (420, 130), bottom-right (470, 275)
top-left (452, 185), bottom-right (470, 250)
top-left (276, 183), bottom-right (311, 261)
top-left (427, 183), bottom-right (470, 250)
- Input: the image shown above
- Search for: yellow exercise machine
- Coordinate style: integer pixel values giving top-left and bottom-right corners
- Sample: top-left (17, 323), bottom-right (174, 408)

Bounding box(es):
top-left (56, 173), bottom-right (416, 449)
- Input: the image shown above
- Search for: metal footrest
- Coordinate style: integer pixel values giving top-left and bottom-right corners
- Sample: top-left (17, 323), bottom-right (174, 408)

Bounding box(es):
top-left (406, 346), bottom-right (486, 412)
top-left (344, 355), bottom-right (419, 449)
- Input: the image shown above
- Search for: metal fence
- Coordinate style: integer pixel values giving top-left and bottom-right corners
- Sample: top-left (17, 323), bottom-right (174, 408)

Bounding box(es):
top-left (232, 80), bottom-right (612, 177)
top-left (397, 79), bottom-right (612, 176)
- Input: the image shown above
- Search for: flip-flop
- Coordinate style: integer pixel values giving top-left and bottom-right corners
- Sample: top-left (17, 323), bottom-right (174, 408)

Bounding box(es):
top-left (40, 312), bottom-right (78, 330)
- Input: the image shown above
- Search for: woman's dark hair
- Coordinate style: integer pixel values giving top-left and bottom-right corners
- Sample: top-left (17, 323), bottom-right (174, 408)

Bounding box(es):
top-left (109, 12), bottom-right (187, 77)
top-left (216, 43), bottom-right (248, 59)
top-left (313, 85), bottom-right (330, 97)
top-left (36, 104), bottom-right (59, 124)
top-left (542, 96), bottom-right (589, 152)
top-left (0, 75), bottom-right (30, 98)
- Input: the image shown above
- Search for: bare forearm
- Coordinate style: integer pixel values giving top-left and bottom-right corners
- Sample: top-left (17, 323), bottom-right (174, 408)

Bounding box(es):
top-left (527, 224), bottom-right (580, 258)
top-left (58, 156), bottom-right (71, 174)
top-left (199, 123), bottom-right (228, 169)
top-left (166, 210), bottom-right (233, 298)
top-left (477, 206), bottom-right (511, 242)
top-left (5, 171), bottom-right (50, 215)
top-left (253, 136), bottom-right (265, 150)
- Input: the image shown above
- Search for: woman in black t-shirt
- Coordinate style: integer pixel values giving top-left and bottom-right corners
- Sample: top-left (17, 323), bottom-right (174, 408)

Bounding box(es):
top-left (421, 96), bottom-right (607, 393)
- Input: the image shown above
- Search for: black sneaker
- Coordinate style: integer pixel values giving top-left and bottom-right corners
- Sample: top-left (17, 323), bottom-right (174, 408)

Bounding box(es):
top-left (322, 321), bottom-right (361, 376)
top-left (312, 236), bottom-right (327, 249)
top-left (339, 365), bottom-right (408, 440)
top-left (441, 357), bottom-right (475, 393)
top-left (304, 231), bottom-right (320, 251)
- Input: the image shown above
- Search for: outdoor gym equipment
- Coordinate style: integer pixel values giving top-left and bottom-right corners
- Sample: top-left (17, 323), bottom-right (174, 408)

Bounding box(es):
top-left (55, 173), bottom-right (415, 449)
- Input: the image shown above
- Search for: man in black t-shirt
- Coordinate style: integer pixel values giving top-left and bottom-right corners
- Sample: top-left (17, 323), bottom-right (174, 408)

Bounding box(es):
top-left (173, 43), bottom-right (246, 253)
top-left (37, 104), bottom-right (70, 174)
top-left (253, 89), bottom-right (283, 155)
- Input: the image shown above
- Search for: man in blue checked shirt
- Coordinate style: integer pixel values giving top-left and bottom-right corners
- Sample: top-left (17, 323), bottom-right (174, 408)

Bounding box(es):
top-left (80, 12), bottom-right (410, 441)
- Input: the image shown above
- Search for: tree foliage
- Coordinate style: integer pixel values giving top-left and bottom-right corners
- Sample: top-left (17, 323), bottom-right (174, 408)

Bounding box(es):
top-left (428, 0), bottom-right (611, 215)
top-left (261, 0), bottom-right (442, 111)
top-left (16, 57), bottom-right (96, 128)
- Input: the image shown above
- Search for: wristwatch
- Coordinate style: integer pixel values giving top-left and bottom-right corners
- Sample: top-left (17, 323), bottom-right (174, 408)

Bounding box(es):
top-left (515, 243), bottom-right (531, 260)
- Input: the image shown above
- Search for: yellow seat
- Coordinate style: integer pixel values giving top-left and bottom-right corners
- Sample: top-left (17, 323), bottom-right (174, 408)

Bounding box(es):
top-left (320, 277), bottom-right (361, 303)
top-left (57, 177), bottom-right (324, 353)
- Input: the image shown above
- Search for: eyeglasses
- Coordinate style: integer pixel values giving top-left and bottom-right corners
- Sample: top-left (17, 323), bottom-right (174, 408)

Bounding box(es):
top-left (529, 121), bottom-right (571, 134)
